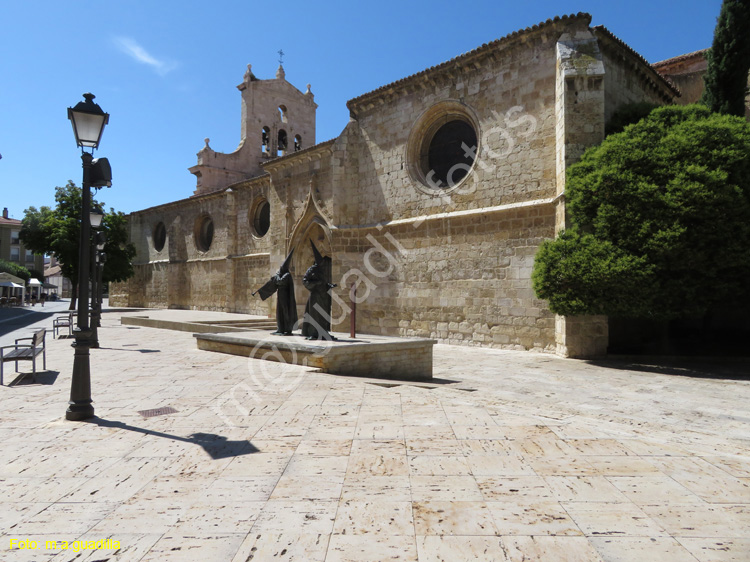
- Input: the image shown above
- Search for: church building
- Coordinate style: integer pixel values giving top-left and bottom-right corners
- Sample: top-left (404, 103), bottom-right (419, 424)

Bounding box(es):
top-left (112, 13), bottom-right (695, 357)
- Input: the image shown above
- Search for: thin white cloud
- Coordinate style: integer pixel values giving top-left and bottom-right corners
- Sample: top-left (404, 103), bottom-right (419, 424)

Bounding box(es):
top-left (114, 36), bottom-right (177, 76)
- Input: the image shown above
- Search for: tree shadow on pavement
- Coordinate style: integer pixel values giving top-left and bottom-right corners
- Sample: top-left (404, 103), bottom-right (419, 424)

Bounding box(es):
top-left (586, 357), bottom-right (750, 381)
top-left (0, 310), bottom-right (58, 338)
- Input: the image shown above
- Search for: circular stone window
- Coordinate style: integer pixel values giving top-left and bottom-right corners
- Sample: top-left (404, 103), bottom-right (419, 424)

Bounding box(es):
top-left (251, 198), bottom-right (270, 238)
top-left (153, 222), bottom-right (166, 252)
top-left (407, 102), bottom-right (480, 193)
top-left (194, 214), bottom-right (214, 252)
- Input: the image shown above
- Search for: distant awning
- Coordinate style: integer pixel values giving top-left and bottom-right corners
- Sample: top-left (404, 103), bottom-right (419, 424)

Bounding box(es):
top-left (0, 281), bottom-right (23, 288)
top-left (0, 272), bottom-right (23, 284)
top-left (42, 282), bottom-right (57, 289)
top-left (28, 278), bottom-right (43, 286)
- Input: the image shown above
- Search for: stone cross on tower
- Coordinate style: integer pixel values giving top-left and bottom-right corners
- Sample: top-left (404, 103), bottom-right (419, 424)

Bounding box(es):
top-left (278, 49), bottom-right (285, 65)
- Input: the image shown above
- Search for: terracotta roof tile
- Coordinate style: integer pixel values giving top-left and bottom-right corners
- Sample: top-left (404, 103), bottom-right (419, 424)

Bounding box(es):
top-left (652, 48), bottom-right (708, 69)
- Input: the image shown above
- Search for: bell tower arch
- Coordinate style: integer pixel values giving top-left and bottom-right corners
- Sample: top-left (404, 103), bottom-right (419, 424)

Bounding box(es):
top-left (189, 64), bottom-right (317, 196)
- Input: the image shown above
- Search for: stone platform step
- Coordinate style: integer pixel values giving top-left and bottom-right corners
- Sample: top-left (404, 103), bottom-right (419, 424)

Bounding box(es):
top-left (121, 315), bottom-right (276, 333)
top-left (194, 331), bottom-right (436, 381)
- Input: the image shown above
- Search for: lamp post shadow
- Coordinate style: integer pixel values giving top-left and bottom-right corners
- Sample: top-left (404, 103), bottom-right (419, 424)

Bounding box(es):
top-left (84, 417), bottom-right (260, 460)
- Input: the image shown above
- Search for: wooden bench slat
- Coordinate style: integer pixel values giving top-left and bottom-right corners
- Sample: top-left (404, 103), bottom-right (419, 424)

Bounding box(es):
top-left (4, 349), bottom-right (38, 360)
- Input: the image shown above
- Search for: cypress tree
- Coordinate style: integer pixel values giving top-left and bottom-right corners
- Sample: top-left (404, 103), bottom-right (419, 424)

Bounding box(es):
top-left (701, 0), bottom-right (750, 117)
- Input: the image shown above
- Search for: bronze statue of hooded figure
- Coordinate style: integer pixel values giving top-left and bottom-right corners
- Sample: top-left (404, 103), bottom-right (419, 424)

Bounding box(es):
top-left (254, 249), bottom-right (297, 335)
top-left (302, 241), bottom-right (336, 340)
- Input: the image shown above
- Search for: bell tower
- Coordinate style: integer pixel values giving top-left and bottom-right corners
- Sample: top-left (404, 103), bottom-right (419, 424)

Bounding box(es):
top-left (189, 63), bottom-right (317, 196)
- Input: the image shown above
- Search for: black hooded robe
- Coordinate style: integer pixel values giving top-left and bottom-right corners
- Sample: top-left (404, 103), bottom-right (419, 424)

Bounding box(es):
top-left (256, 253), bottom-right (298, 335)
top-left (271, 271), bottom-right (297, 334)
top-left (302, 254), bottom-right (334, 340)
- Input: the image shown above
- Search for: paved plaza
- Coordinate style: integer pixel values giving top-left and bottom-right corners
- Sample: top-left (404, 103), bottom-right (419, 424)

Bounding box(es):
top-left (1, 306), bottom-right (749, 561)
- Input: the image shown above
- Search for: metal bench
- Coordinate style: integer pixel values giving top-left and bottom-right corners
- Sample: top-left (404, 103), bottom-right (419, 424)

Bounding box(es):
top-left (1, 329), bottom-right (47, 385)
top-left (53, 312), bottom-right (74, 339)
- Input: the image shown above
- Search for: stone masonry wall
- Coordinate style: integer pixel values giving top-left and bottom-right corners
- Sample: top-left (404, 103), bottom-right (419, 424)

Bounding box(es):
top-left (232, 254), bottom-right (272, 316)
top-left (595, 33), bottom-right (677, 125)
top-left (329, 21), bottom-right (568, 350)
top-left (344, 29), bottom-right (560, 228)
top-left (330, 205), bottom-right (556, 351)
top-left (114, 175), bottom-right (276, 313)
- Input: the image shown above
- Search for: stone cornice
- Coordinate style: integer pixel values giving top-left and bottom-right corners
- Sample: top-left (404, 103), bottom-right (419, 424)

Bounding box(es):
top-left (332, 194), bottom-right (563, 230)
top-left (131, 176), bottom-right (269, 216)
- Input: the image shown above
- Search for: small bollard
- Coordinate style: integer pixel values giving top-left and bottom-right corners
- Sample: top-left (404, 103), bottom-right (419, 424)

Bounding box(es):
top-left (350, 283), bottom-right (356, 339)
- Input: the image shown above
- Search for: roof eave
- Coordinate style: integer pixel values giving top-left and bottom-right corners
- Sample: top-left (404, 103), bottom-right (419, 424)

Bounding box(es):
top-left (592, 25), bottom-right (681, 100)
top-left (347, 13), bottom-right (593, 113)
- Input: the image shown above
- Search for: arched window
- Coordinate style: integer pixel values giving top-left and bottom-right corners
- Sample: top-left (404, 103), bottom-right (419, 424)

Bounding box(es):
top-left (425, 120), bottom-right (477, 188)
top-left (278, 105), bottom-right (288, 123)
top-left (153, 222), bottom-right (167, 252)
top-left (261, 126), bottom-right (270, 155)
top-left (251, 198), bottom-right (271, 238)
top-left (407, 101), bottom-right (480, 193)
top-left (194, 214), bottom-right (214, 252)
top-left (277, 129), bottom-right (288, 157)
top-left (294, 135), bottom-right (302, 152)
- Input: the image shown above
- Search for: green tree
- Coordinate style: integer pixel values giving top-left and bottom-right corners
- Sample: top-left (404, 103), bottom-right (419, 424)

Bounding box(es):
top-left (20, 181), bottom-right (136, 308)
top-left (27, 269), bottom-right (45, 281)
top-left (100, 210), bottom-right (135, 284)
top-left (532, 104), bottom-right (750, 319)
top-left (0, 259), bottom-right (31, 281)
top-left (701, 0), bottom-right (750, 117)
top-left (605, 102), bottom-right (659, 136)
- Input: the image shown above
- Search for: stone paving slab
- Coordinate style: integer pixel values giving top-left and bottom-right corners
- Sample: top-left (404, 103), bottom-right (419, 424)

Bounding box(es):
top-left (0, 308), bottom-right (748, 561)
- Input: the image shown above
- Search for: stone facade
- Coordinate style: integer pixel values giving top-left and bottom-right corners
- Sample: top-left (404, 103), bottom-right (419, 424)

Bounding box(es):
top-left (111, 13), bottom-right (681, 358)
top-left (0, 208), bottom-right (45, 277)
top-left (653, 49), bottom-right (750, 119)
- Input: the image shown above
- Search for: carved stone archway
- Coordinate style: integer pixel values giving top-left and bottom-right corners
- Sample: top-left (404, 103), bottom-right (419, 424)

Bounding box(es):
top-left (285, 188), bottom-right (334, 321)
top-left (286, 187), bottom-right (333, 272)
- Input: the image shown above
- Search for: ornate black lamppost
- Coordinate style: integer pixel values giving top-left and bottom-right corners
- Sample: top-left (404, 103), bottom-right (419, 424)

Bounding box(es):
top-left (66, 93), bottom-right (109, 421)
top-left (91, 226), bottom-right (107, 349)
top-left (89, 213), bottom-right (105, 349)
top-left (96, 250), bottom-right (107, 327)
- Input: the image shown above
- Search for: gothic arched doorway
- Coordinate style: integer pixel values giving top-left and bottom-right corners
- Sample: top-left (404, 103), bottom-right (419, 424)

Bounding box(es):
top-left (289, 221), bottom-right (332, 322)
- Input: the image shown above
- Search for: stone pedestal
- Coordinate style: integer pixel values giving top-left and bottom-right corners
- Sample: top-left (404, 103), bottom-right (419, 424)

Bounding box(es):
top-left (194, 331), bottom-right (436, 381)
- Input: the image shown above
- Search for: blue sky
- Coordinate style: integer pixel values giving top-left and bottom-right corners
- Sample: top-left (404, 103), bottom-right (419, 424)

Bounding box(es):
top-left (0, 0), bottom-right (721, 220)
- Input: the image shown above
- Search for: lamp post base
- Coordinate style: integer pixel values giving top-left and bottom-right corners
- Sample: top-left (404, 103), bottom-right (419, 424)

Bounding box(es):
top-left (66, 327), bottom-right (95, 421)
top-left (66, 402), bottom-right (95, 421)
top-left (90, 308), bottom-right (100, 348)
